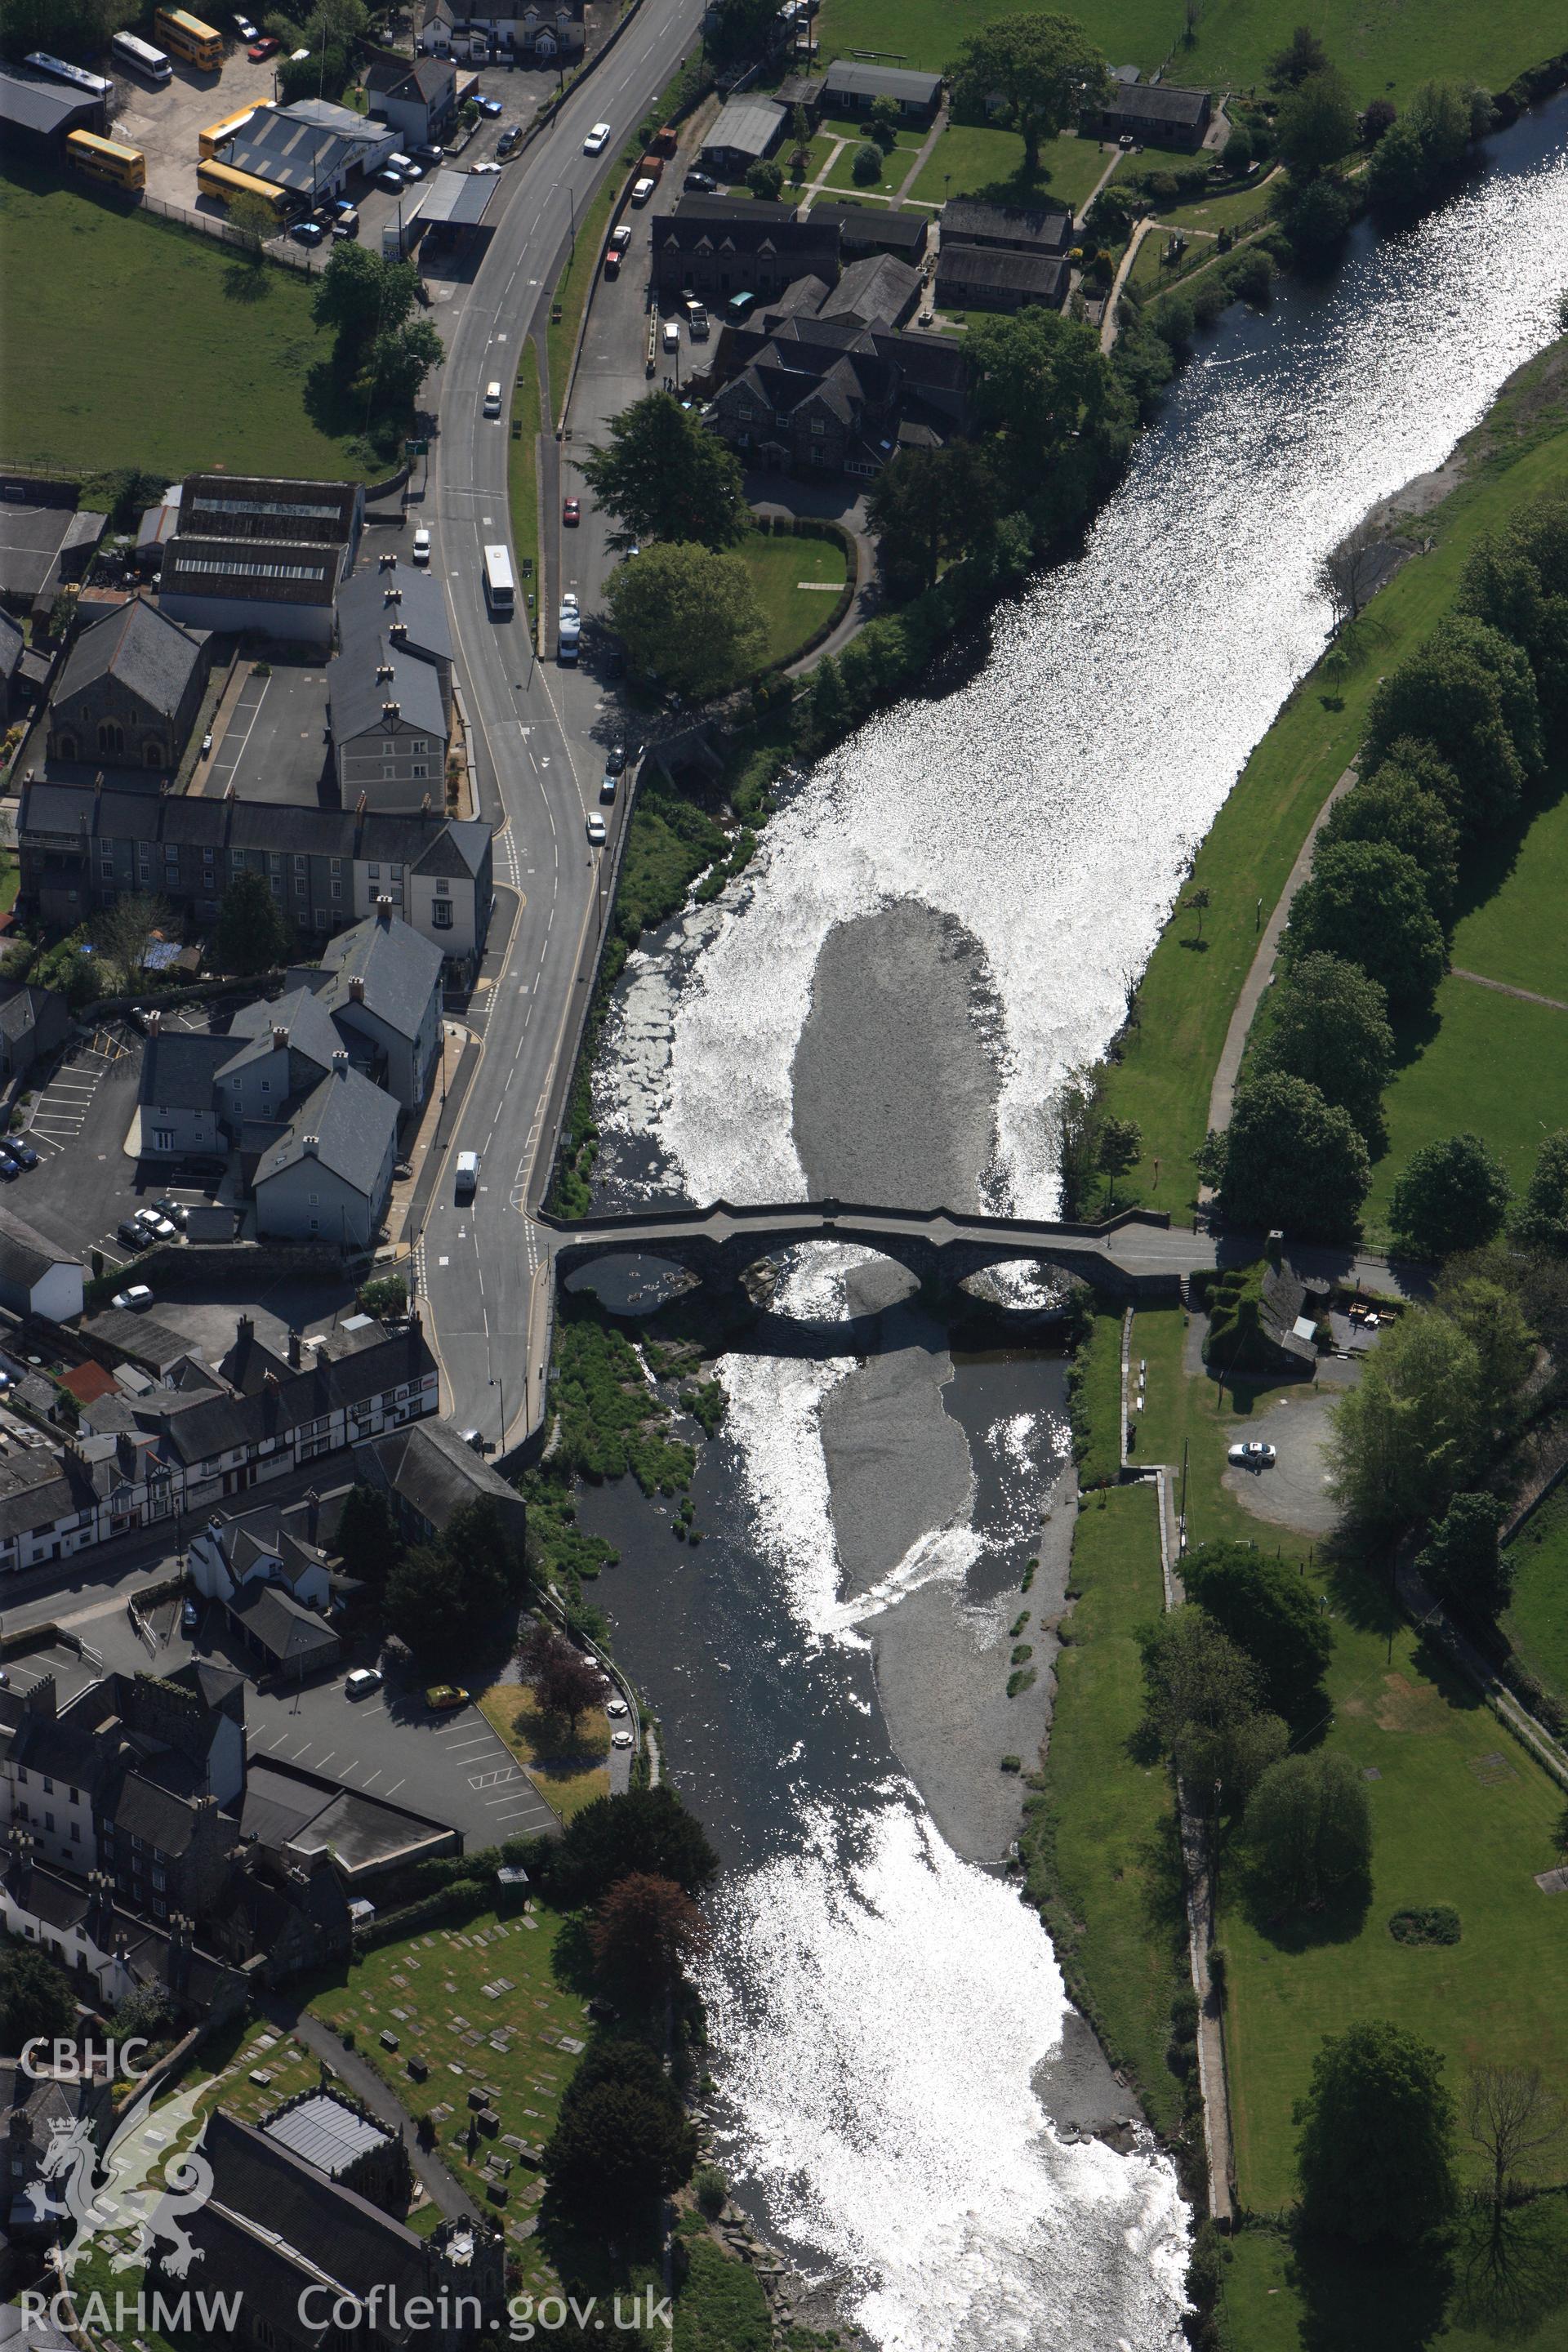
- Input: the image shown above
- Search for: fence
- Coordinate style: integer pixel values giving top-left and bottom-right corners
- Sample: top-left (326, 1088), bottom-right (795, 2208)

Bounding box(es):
top-left (138, 188), bottom-right (318, 274)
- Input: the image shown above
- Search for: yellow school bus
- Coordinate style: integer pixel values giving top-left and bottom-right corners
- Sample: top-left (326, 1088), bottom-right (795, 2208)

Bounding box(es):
top-left (197, 155), bottom-right (301, 220)
top-left (65, 129), bottom-right (147, 193)
top-left (199, 102), bottom-right (258, 159)
top-left (154, 7), bottom-right (224, 69)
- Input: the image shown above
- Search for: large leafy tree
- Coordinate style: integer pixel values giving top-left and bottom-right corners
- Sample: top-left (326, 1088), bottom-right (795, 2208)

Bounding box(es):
top-left (1243, 1752), bottom-right (1372, 1915)
top-left (312, 243), bottom-right (419, 354)
top-left (1139, 1608), bottom-right (1288, 1800)
top-left (1366, 78), bottom-right (1485, 212)
top-left (1436, 1260), bottom-right (1535, 1437)
top-left (1275, 68), bottom-right (1357, 176)
top-left (580, 393), bottom-right (748, 552)
top-left (1183, 1542), bottom-right (1333, 1724)
top-left (363, 319), bottom-right (445, 425)
top-left (1325, 1304), bottom-right (1485, 1527)
top-left (0, 1938), bottom-right (77, 2051)
top-left (1361, 615), bottom-right (1543, 834)
top-left (542, 2072), bottom-right (697, 2219)
top-left (333, 1482), bottom-right (401, 1588)
top-left (866, 442), bottom-right (997, 598)
top-left (212, 871), bottom-right (294, 975)
top-left (550, 1785), bottom-right (719, 1909)
top-left (519, 1619), bottom-right (603, 1734)
top-left (1457, 499), bottom-right (1568, 741)
top-left (1285, 839), bottom-right (1446, 1015)
top-left (605, 543), bottom-right (767, 698)
top-left (588, 1871), bottom-right (710, 2003)
top-left (947, 12), bottom-right (1108, 176)
top-left (1295, 2021), bottom-right (1458, 2246)
top-left (1200, 1072), bottom-right (1370, 1241)
top-left (1389, 1132), bottom-right (1511, 1261)
top-left (1515, 1129), bottom-right (1568, 1252)
top-left (1270, 24), bottom-right (1330, 86)
top-left (1318, 765), bottom-right (1460, 922)
top-left (1415, 1491), bottom-right (1512, 1621)
top-left (1252, 952), bottom-right (1393, 1143)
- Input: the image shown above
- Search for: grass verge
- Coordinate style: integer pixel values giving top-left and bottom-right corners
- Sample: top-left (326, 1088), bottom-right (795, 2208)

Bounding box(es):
top-left (478, 1682), bottom-right (612, 1819)
top-left (1503, 1483), bottom-right (1568, 1705)
top-left (507, 339), bottom-right (544, 635)
top-left (1022, 1481), bottom-right (1188, 2133)
top-left (0, 160), bottom-right (369, 479)
top-left (545, 170), bottom-right (628, 416)
top-left (1067, 1305), bottom-right (1124, 1489)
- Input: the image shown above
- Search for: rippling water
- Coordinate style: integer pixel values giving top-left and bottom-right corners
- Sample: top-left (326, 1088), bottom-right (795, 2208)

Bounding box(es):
top-left (587, 104), bottom-right (1568, 2352)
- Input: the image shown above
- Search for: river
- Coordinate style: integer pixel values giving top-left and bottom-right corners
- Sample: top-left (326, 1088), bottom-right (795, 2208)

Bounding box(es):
top-left (577, 100), bottom-right (1568, 2352)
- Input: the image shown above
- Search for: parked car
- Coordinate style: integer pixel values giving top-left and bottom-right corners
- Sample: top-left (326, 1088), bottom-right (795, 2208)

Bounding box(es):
top-left (346, 1666), bottom-right (385, 1698)
top-left (330, 203), bottom-right (359, 239)
top-left (153, 1197), bottom-right (189, 1228)
top-left (630, 175), bottom-right (654, 205)
top-left (662, 318), bottom-right (679, 351)
top-left (1227, 1440), bottom-right (1277, 1469)
top-left (604, 743), bottom-right (628, 776)
top-left (586, 813), bottom-right (607, 845)
top-left (687, 303), bottom-right (710, 339)
top-left (247, 33), bottom-right (280, 57)
top-left (583, 121), bottom-right (611, 154)
top-left (599, 772), bottom-right (617, 803)
top-left (376, 167), bottom-right (404, 192)
top-left (111, 1285), bottom-right (154, 1309)
top-left (609, 224), bottom-right (631, 253)
top-left (425, 1683), bottom-right (469, 1711)
top-left (136, 1208), bottom-right (178, 1241)
top-left (470, 158), bottom-right (501, 173)
top-left (182, 1595), bottom-right (200, 1630)
top-left (290, 219), bottom-right (324, 247)
top-left (412, 527), bottom-right (431, 563)
top-left (0, 1156), bottom-right (21, 1183)
top-left (726, 288), bottom-right (756, 323)
top-left (604, 247), bottom-right (621, 278)
top-left (411, 142), bottom-right (444, 167)
top-left (497, 124), bottom-right (522, 156)
top-left (233, 13), bottom-right (257, 37)
top-left (684, 169), bottom-right (717, 192)
top-left (116, 1219), bottom-right (153, 1251)
top-left (6, 1140), bottom-right (38, 1170)
top-left (476, 93), bottom-right (503, 116)
top-left (563, 496), bottom-right (580, 524)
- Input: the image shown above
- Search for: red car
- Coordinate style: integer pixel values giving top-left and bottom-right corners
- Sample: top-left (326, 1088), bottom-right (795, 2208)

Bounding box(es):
top-left (248, 32), bottom-right (281, 56)
top-left (563, 497), bottom-right (581, 525)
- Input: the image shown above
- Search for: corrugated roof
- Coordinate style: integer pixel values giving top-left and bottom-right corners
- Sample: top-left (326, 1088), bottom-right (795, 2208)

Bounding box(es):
top-left (702, 96), bottom-right (786, 158)
top-left (262, 2091), bottom-right (391, 2177)
top-left (410, 167), bottom-right (498, 228)
top-left (822, 60), bottom-right (942, 103)
top-left (0, 65), bottom-right (97, 136)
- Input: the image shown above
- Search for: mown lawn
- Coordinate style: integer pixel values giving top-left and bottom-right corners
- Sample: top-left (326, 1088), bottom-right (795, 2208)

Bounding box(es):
top-left (1027, 1481), bottom-right (1187, 2130)
top-left (1364, 975), bottom-right (1568, 1241)
top-left (1071, 1304), bottom-right (1125, 1490)
top-left (1448, 779), bottom-right (1568, 1004)
top-left (815, 0), bottom-right (1567, 100)
top-left (909, 120), bottom-right (1111, 214)
top-left (1503, 1485), bottom-right (1568, 1704)
top-left (1218, 2207), bottom-right (1568, 2352)
top-left (0, 162), bottom-right (368, 479)
top-left (733, 529), bottom-right (848, 667)
top-left (478, 1680), bottom-right (612, 1820)
top-left (1098, 340), bottom-right (1568, 1223)
top-left (822, 132), bottom-right (926, 196)
top-left (1221, 1592), bottom-right (1568, 2212)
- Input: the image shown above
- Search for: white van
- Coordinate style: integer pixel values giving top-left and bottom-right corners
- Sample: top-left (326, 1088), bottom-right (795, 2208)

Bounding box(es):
top-left (456, 1151), bottom-right (479, 1199)
top-left (483, 380), bottom-right (502, 417)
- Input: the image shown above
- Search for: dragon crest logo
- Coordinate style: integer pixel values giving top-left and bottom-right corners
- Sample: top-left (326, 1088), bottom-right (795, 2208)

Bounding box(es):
top-left (27, 2078), bottom-right (213, 2277)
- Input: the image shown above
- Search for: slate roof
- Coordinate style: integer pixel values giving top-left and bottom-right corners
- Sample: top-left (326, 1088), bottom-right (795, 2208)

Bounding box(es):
top-left (140, 1031), bottom-right (233, 1111)
top-left (806, 198), bottom-right (929, 257)
top-left (0, 1464), bottom-right (85, 1544)
top-left (319, 908), bottom-right (443, 1044)
top-left (702, 95), bottom-right (786, 159)
top-left (217, 987), bottom-right (343, 1083)
top-left (53, 597), bottom-right (205, 719)
top-left (18, 780), bottom-right (480, 871)
top-left (817, 251), bottom-right (921, 327)
top-left (363, 51), bottom-right (452, 102)
top-left (822, 60), bottom-right (942, 105)
top-left (336, 561), bottom-right (451, 667)
top-left (107, 1771), bottom-right (205, 1856)
top-left (657, 203), bottom-right (835, 270)
top-left (355, 1415), bottom-right (523, 1533)
top-left (256, 1066), bottom-right (397, 1202)
top-left (0, 982), bottom-right (71, 1059)
top-left (0, 1203), bottom-right (73, 1290)
top-left (0, 65), bottom-right (98, 136)
top-left (934, 244), bottom-right (1069, 303)
top-left (227, 1579), bottom-right (340, 1667)
top-left (225, 108), bottom-right (360, 193)
top-left (0, 607), bottom-right (24, 685)
top-left (327, 635), bottom-right (446, 746)
top-left (1102, 79), bottom-right (1209, 125)
top-left (939, 197), bottom-right (1072, 253)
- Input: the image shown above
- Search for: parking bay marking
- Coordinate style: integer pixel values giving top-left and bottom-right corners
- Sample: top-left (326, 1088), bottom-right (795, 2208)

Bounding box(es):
top-left (468, 1766), bottom-right (519, 1789)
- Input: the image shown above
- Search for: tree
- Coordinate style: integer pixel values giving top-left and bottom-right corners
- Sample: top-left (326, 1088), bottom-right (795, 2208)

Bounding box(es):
top-left (1457, 499), bottom-right (1568, 743)
top-left (1270, 23), bottom-right (1330, 86)
top-left (384, 1496), bottom-right (525, 1655)
top-left (550, 1785), bottom-right (719, 1908)
top-left (543, 2075), bottom-right (697, 2218)
top-left (588, 1871), bottom-right (710, 2002)
top-left (312, 242), bottom-right (418, 353)
top-left (96, 892), bottom-right (176, 988)
top-left (1183, 1541), bottom-right (1333, 1723)
top-left (1361, 615), bottom-right (1543, 833)
top-left (333, 1482), bottom-right (400, 1588)
top-left (1043, 1062), bottom-right (1102, 1219)
top-left (225, 189), bottom-right (277, 264)
top-left (1295, 2021), bottom-right (1457, 2246)
top-left (948, 12), bottom-right (1108, 177)
top-left (0, 0), bottom-right (140, 61)
top-left (443, 1495), bottom-right (528, 1618)
top-left (1140, 1607), bottom-right (1288, 1799)
top-left (212, 871), bottom-right (293, 975)
top-left (1389, 1133), bottom-right (1511, 1261)
top-left (810, 655), bottom-right (847, 741)
top-left (851, 140), bottom-right (882, 185)
top-left (745, 157), bottom-right (784, 201)
top-left (866, 441), bottom-right (996, 597)
top-left (1362, 95), bottom-right (1397, 145)
top-left (1314, 519), bottom-right (1387, 633)
top-left (1515, 1129), bottom-right (1568, 1252)
top-left (869, 94), bottom-right (902, 151)
top-left (1435, 1259), bottom-right (1535, 1435)
top-left (1465, 2066), bottom-right (1568, 2230)
top-left (1254, 952), bottom-right (1393, 1142)
top-left (521, 1622), bottom-right (604, 1734)
top-left (1185, 884), bottom-right (1210, 942)
top-left (1325, 1303), bottom-right (1485, 1526)
top-left (1285, 839), bottom-right (1446, 1015)
top-left (1244, 1751), bottom-right (1372, 1914)
top-left (966, 305), bottom-right (1125, 509)
top-left (1319, 764), bottom-right (1460, 921)
top-left (1223, 122), bottom-right (1253, 172)
top-left (1275, 68), bottom-right (1357, 175)
top-left (0, 1938), bottom-right (77, 2051)
top-left (1272, 169), bottom-right (1356, 261)
top-left (580, 392), bottom-right (748, 552)
top-left (605, 544), bottom-right (767, 699)
top-left (362, 318), bottom-right (445, 428)
top-left (356, 1272), bottom-right (408, 1320)
top-left (381, 1541), bottom-right (451, 1654)
top-left (1415, 1491), bottom-right (1512, 1620)
top-left (1096, 1115), bottom-right (1140, 1209)
top-left (702, 0), bottom-right (777, 65)
top-left (1201, 1073), bottom-right (1370, 1241)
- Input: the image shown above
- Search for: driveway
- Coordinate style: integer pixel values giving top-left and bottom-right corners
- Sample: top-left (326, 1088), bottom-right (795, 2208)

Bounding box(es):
top-left (1222, 1386), bottom-right (1346, 1536)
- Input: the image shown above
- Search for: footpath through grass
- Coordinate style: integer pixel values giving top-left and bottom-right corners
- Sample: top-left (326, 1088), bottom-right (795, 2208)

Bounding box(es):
top-left (1099, 340), bottom-right (1568, 1223)
top-left (909, 121), bottom-right (1110, 212)
top-left (1025, 1481), bottom-right (1187, 2132)
top-left (0, 163), bottom-right (368, 479)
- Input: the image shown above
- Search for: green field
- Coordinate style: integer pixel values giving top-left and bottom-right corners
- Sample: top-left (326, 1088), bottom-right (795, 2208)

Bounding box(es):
top-left (1027, 1481), bottom-right (1187, 2128)
top-left (0, 163), bottom-right (369, 479)
top-left (1503, 1487), bottom-right (1568, 1704)
top-left (1449, 782), bottom-right (1568, 1003)
top-left (813, 0), bottom-right (1566, 102)
top-left (909, 121), bottom-right (1111, 213)
top-left (734, 529), bottom-right (849, 666)
top-left (1099, 340), bottom-right (1568, 1222)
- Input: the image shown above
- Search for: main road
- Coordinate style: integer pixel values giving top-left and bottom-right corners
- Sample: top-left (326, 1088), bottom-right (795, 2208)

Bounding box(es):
top-left (413, 0), bottom-right (706, 1442)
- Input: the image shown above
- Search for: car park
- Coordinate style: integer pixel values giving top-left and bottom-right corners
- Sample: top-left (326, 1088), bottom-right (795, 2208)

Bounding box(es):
top-left (117, 1219), bottom-right (153, 1251)
top-left (346, 1666), bottom-right (385, 1698)
top-left (630, 176), bottom-right (654, 205)
top-left (154, 1197), bottom-right (189, 1228)
top-left (497, 124), bottom-right (522, 156)
top-left (583, 122), bottom-right (610, 154)
top-left (110, 1285), bottom-right (154, 1310)
top-left (412, 527), bottom-right (431, 563)
top-left (425, 1683), bottom-right (469, 1711)
top-left (563, 496), bottom-right (580, 524)
top-left (1227, 1440), bottom-right (1277, 1468)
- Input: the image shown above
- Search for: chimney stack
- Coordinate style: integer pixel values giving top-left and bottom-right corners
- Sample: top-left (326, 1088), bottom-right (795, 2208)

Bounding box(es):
top-left (376, 663), bottom-right (395, 684)
top-left (287, 1330), bottom-right (302, 1370)
top-left (381, 702), bottom-right (400, 723)
top-left (375, 895), bottom-right (393, 925)
top-left (271, 1024), bottom-right (289, 1051)
top-left (145, 1008), bottom-right (161, 1036)
top-left (236, 1312), bottom-right (255, 1348)
top-left (305, 1489), bottom-right (319, 1544)
top-left (355, 791), bottom-right (368, 817)
top-left (302, 1135), bottom-right (319, 1157)
top-left (347, 975), bottom-right (367, 1003)
top-left (331, 1049), bottom-right (349, 1074)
